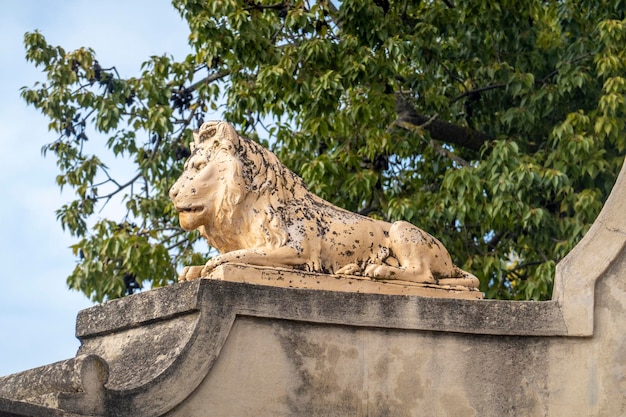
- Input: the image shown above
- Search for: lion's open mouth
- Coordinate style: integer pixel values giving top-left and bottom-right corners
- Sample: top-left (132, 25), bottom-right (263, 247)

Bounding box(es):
top-left (176, 206), bottom-right (204, 214)
top-left (176, 205), bottom-right (207, 231)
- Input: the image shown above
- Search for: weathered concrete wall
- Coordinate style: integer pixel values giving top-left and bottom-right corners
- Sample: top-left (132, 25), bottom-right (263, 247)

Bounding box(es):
top-left (2, 257), bottom-right (625, 417)
top-left (166, 256), bottom-right (625, 416)
top-left (171, 317), bottom-right (551, 416)
top-left (1, 160), bottom-right (625, 417)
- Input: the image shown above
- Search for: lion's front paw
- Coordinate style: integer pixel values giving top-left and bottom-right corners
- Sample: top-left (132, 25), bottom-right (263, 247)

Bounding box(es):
top-left (178, 266), bottom-right (204, 282)
top-left (201, 257), bottom-right (225, 277)
top-left (336, 263), bottom-right (362, 276)
top-left (178, 266), bottom-right (191, 282)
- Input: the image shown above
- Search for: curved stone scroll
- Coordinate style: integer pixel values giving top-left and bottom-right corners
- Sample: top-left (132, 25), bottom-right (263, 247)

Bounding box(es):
top-left (0, 354), bottom-right (109, 415)
top-left (169, 120), bottom-right (480, 296)
top-left (552, 158), bottom-right (626, 335)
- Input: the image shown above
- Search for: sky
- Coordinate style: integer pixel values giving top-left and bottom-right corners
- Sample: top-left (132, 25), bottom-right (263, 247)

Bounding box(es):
top-left (0, 0), bottom-right (192, 376)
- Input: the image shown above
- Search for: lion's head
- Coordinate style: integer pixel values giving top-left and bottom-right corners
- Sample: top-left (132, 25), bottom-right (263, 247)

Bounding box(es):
top-left (169, 121), bottom-right (306, 252)
top-left (169, 121), bottom-right (245, 232)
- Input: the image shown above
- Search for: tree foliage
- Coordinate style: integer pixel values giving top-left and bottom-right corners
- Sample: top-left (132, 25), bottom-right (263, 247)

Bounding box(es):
top-left (22, 0), bottom-right (625, 302)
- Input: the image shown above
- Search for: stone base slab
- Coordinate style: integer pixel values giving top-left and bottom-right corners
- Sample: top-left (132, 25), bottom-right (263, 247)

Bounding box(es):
top-left (206, 263), bottom-right (483, 300)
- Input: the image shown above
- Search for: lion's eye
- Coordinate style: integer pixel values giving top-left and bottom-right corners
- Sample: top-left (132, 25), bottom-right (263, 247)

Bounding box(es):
top-left (193, 160), bottom-right (208, 170)
top-left (186, 155), bottom-right (207, 171)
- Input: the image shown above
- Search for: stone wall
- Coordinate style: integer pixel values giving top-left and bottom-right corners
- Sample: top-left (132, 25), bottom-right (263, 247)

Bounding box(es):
top-left (1, 160), bottom-right (625, 416)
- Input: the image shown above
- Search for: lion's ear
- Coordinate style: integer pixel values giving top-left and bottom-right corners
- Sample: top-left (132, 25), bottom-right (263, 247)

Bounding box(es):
top-left (197, 125), bottom-right (218, 144)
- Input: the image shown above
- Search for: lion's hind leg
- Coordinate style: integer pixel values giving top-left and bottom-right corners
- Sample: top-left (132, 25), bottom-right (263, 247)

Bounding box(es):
top-left (362, 221), bottom-right (442, 284)
top-left (379, 221), bottom-right (479, 288)
top-left (438, 267), bottom-right (481, 288)
top-left (363, 260), bottom-right (436, 283)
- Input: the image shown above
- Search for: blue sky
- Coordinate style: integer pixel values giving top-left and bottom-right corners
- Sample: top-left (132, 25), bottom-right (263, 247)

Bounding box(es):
top-left (0, 1), bottom-right (192, 376)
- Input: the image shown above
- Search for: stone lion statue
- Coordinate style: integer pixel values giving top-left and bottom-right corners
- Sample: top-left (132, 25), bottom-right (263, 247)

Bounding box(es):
top-left (169, 121), bottom-right (479, 289)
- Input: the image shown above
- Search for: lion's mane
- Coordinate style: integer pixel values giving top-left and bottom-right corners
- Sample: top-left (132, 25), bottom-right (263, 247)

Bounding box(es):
top-left (195, 125), bottom-right (315, 250)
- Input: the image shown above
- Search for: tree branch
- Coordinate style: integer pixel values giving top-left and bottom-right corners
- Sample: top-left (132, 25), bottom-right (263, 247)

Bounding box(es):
top-left (171, 70), bottom-right (231, 95)
top-left (507, 260), bottom-right (544, 274)
top-left (395, 94), bottom-right (492, 152)
top-left (441, 0), bottom-right (455, 8)
top-left (391, 115), bottom-right (471, 167)
top-left (451, 83), bottom-right (507, 103)
top-left (243, 1), bottom-right (287, 11)
top-left (538, 53), bottom-right (593, 84)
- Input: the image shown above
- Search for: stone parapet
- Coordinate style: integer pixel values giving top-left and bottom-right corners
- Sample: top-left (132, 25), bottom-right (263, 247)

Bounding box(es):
top-left (0, 158), bottom-right (624, 416)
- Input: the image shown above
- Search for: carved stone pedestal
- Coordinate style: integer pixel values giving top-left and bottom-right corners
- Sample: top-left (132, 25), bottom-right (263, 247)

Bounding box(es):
top-left (207, 263), bottom-right (484, 299)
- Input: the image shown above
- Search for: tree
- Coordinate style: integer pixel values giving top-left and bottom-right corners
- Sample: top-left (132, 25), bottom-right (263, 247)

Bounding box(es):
top-left (22, 0), bottom-right (625, 302)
